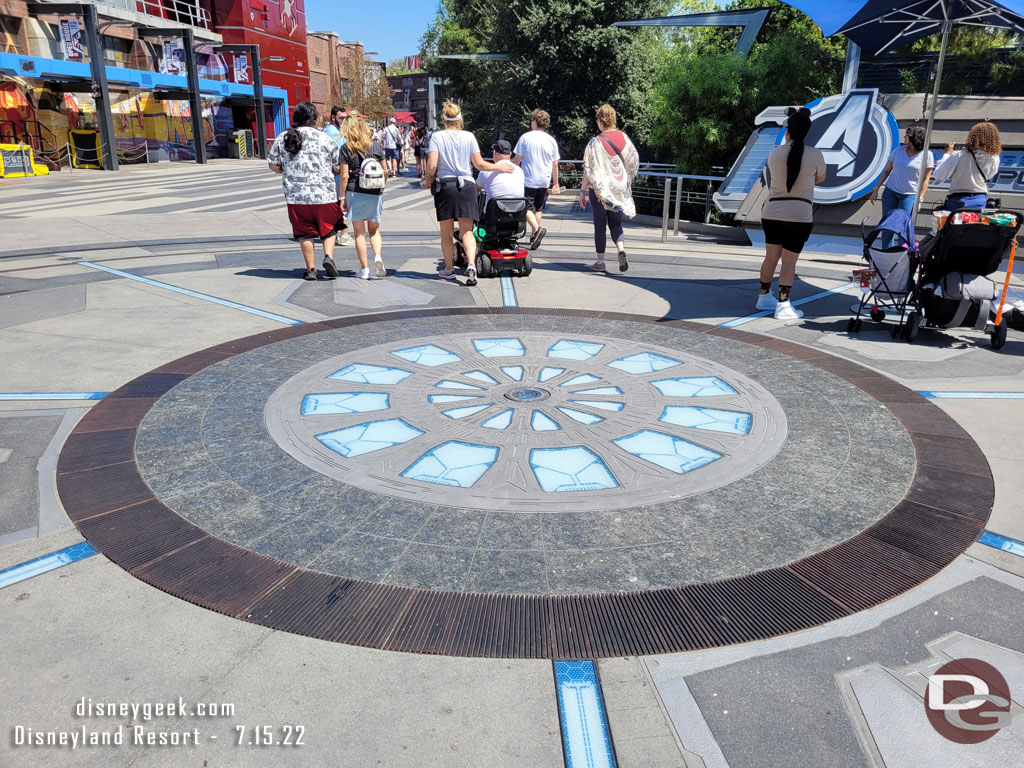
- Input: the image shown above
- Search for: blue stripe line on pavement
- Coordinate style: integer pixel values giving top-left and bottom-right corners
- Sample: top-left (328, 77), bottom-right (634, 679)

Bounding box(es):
top-left (979, 530), bottom-right (1024, 558)
top-left (0, 393), bottom-right (107, 400)
top-left (500, 273), bottom-right (518, 307)
top-left (720, 282), bottom-right (857, 328)
top-left (918, 391), bottom-right (1024, 399)
top-left (76, 260), bottom-right (304, 326)
top-left (0, 542), bottom-right (97, 589)
top-left (554, 660), bottom-right (617, 768)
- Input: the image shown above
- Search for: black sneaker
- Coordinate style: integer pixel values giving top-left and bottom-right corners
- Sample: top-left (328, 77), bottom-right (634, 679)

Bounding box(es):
top-left (322, 257), bottom-right (339, 278)
top-left (530, 227), bottom-right (547, 250)
top-left (465, 266), bottom-right (478, 287)
top-left (303, 268), bottom-right (318, 281)
top-left (617, 250), bottom-right (629, 272)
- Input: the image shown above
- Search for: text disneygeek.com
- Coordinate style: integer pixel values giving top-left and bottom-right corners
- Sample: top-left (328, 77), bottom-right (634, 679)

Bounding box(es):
top-left (10, 698), bottom-right (305, 749)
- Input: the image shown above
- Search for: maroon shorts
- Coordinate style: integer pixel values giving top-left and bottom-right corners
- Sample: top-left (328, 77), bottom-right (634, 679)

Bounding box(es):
top-left (287, 202), bottom-right (346, 240)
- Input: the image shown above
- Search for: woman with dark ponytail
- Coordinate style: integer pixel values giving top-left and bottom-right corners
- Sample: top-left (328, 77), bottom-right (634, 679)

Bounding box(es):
top-left (267, 101), bottom-right (347, 281)
top-left (756, 107), bottom-right (827, 320)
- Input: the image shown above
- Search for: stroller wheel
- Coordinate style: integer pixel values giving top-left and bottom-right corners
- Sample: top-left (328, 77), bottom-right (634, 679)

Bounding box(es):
top-left (846, 317), bottom-right (862, 333)
top-left (870, 308), bottom-right (886, 323)
top-left (991, 321), bottom-right (1007, 350)
top-left (903, 311), bottom-right (921, 343)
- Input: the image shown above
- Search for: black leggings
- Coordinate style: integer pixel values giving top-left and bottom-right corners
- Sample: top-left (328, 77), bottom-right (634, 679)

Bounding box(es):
top-left (589, 189), bottom-right (624, 254)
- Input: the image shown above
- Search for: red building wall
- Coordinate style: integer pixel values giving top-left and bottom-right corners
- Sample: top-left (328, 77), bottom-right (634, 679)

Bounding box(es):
top-left (207, 0), bottom-right (310, 114)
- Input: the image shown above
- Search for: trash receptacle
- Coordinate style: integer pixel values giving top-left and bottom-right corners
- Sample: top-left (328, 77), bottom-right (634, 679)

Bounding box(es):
top-left (229, 130), bottom-right (255, 159)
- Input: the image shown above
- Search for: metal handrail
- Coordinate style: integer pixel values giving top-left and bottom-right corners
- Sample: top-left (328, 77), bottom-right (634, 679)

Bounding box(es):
top-left (556, 160), bottom-right (726, 239)
top-left (99, 0), bottom-right (212, 30)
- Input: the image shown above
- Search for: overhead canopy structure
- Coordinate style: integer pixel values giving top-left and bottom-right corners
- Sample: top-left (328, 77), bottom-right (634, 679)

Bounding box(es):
top-left (393, 111), bottom-right (417, 123)
top-left (778, 0), bottom-right (1024, 217)
top-left (782, 0), bottom-right (1024, 55)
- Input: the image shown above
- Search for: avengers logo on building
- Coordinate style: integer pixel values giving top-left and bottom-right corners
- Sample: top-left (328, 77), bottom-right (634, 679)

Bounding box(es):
top-left (798, 88), bottom-right (900, 204)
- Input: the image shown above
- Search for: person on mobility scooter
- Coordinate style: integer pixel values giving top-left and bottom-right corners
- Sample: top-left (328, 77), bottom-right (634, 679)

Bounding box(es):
top-left (453, 140), bottom-right (534, 278)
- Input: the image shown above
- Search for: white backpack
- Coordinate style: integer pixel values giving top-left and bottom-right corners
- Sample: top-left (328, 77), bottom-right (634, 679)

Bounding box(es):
top-left (358, 154), bottom-right (385, 191)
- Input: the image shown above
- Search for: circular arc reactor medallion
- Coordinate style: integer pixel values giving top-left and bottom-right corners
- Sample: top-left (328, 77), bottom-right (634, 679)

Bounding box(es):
top-left (265, 333), bottom-right (788, 512)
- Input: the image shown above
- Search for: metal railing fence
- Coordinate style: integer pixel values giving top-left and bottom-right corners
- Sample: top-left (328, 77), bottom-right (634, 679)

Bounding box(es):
top-left (557, 160), bottom-right (725, 241)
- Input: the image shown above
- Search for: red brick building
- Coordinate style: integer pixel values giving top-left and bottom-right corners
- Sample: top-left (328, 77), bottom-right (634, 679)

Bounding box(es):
top-left (307, 31), bottom-right (363, 118)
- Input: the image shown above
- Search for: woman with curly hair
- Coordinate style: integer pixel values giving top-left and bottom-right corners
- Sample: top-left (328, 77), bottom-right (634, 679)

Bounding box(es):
top-left (869, 124), bottom-right (935, 219)
top-left (932, 121), bottom-right (1002, 211)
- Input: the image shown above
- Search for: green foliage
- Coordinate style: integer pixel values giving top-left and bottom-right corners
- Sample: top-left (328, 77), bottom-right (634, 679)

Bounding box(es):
top-left (650, 0), bottom-right (844, 174)
top-left (388, 58), bottom-right (412, 75)
top-left (886, 29), bottom-right (1024, 96)
top-left (421, 0), bottom-right (673, 157)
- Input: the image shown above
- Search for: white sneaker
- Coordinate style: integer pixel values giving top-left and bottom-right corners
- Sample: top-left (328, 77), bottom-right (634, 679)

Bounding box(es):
top-left (357, 267), bottom-right (370, 280)
top-left (373, 258), bottom-right (386, 277)
top-left (774, 301), bottom-right (804, 320)
top-left (755, 292), bottom-right (778, 311)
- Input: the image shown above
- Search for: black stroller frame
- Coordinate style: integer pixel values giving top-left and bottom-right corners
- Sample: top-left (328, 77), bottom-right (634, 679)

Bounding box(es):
top-left (912, 208), bottom-right (1022, 350)
top-left (848, 217), bottom-right (920, 339)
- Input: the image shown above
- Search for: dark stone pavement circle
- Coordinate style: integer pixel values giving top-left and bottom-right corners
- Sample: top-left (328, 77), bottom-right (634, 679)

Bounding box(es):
top-left (55, 308), bottom-right (993, 659)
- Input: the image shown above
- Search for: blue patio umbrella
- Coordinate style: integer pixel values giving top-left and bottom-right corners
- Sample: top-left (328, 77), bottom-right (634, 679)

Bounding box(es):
top-left (781, 0), bottom-right (1024, 215)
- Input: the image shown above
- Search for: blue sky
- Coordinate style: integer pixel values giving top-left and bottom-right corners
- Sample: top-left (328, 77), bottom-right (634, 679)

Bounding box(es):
top-left (305, 0), bottom-right (437, 67)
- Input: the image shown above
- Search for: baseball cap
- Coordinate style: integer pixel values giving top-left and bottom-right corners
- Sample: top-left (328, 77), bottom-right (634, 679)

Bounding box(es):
top-left (389, 117), bottom-right (397, 123)
top-left (492, 139), bottom-right (512, 154)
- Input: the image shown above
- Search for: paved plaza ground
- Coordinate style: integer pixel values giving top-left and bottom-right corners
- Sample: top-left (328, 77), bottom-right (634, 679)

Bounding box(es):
top-left (1, 159), bottom-right (1023, 767)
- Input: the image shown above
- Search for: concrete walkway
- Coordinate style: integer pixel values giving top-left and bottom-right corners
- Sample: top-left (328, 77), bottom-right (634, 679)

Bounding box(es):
top-left (1, 160), bottom-right (1022, 767)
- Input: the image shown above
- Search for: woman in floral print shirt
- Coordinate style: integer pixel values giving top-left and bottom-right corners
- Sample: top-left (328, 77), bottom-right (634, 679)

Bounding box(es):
top-left (268, 101), bottom-right (346, 281)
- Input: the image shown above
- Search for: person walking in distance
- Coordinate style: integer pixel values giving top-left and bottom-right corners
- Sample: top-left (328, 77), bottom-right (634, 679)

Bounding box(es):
top-left (267, 101), bottom-right (346, 281)
top-left (424, 101), bottom-right (516, 286)
top-left (514, 108), bottom-right (560, 250)
top-left (579, 104), bottom-right (639, 273)
top-left (383, 117), bottom-right (402, 177)
top-left (755, 107), bottom-right (827, 319)
top-left (339, 115), bottom-right (388, 279)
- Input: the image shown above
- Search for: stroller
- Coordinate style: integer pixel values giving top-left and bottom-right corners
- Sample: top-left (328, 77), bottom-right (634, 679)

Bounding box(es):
top-left (453, 194), bottom-right (533, 278)
top-left (914, 209), bottom-right (1021, 349)
top-left (848, 208), bottom-right (919, 339)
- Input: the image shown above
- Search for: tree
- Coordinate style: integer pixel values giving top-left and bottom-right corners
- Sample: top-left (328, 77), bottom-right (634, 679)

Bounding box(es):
top-left (388, 58), bottom-right (415, 75)
top-left (421, 0), bottom-right (673, 158)
top-left (650, 0), bottom-right (844, 174)
top-left (341, 52), bottom-right (394, 122)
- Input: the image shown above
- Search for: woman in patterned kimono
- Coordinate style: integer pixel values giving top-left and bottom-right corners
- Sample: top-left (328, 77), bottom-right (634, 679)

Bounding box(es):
top-left (578, 104), bottom-right (639, 274)
top-left (267, 101), bottom-right (346, 281)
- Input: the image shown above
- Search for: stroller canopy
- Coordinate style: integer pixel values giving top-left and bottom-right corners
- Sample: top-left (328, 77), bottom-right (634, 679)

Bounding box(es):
top-left (865, 207), bottom-right (915, 250)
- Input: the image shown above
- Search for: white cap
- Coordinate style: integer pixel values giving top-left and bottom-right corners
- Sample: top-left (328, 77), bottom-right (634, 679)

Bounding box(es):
top-left (389, 117), bottom-right (397, 123)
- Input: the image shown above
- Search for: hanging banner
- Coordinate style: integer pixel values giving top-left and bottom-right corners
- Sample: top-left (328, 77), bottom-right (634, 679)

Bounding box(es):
top-left (233, 54), bottom-right (250, 84)
top-left (406, 55), bottom-right (420, 71)
top-left (160, 38), bottom-right (185, 76)
top-left (59, 18), bottom-right (83, 61)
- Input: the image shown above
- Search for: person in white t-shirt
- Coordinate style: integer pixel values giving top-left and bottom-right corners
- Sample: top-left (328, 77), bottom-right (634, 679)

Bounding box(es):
top-left (476, 139), bottom-right (525, 206)
top-left (424, 101), bottom-right (515, 286)
top-left (383, 117), bottom-right (402, 176)
top-left (868, 124), bottom-right (935, 221)
top-left (513, 109), bottom-right (560, 249)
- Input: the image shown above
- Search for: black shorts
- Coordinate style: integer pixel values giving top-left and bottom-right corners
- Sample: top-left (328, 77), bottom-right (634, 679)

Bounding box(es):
top-left (434, 180), bottom-right (478, 221)
top-left (524, 186), bottom-right (549, 212)
top-left (761, 218), bottom-right (813, 254)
